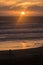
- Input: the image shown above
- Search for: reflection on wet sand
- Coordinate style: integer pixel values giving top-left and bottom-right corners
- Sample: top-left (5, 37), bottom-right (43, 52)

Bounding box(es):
top-left (0, 39), bottom-right (43, 50)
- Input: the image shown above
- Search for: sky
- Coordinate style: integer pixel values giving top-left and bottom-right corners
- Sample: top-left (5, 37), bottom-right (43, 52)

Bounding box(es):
top-left (0, 0), bottom-right (43, 16)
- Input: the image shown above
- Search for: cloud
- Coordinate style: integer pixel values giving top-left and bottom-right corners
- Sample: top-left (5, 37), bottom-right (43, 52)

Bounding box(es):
top-left (0, 2), bottom-right (43, 16)
top-left (0, 2), bottom-right (43, 11)
top-left (27, 5), bottom-right (43, 12)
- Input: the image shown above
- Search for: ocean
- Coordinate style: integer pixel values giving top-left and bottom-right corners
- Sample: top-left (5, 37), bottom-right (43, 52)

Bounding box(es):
top-left (0, 16), bottom-right (43, 50)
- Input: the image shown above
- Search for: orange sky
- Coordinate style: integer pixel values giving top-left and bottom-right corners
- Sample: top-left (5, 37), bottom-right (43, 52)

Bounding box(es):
top-left (0, 11), bottom-right (43, 16)
top-left (0, 0), bottom-right (43, 16)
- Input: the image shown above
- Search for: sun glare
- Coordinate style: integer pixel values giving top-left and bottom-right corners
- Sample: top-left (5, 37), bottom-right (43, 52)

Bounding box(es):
top-left (21, 12), bottom-right (25, 15)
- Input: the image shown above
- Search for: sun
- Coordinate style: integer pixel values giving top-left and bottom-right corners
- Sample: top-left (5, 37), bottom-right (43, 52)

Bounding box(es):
top-left (21, 12), bottom-right (25, 15)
